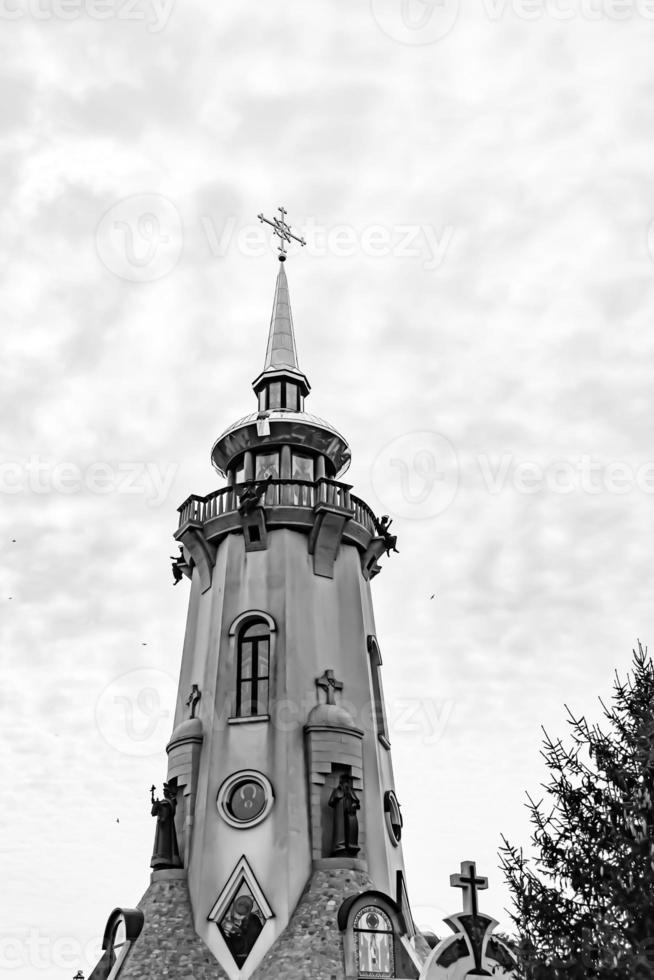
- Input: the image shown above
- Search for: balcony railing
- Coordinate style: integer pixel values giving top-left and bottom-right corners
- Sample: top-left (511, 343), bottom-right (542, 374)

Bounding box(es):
top-left (178, 479), bottom-right (378, 537)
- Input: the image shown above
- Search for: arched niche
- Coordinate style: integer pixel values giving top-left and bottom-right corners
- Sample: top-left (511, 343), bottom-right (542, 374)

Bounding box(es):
top-left (338, 891), bottom-right (420, 979)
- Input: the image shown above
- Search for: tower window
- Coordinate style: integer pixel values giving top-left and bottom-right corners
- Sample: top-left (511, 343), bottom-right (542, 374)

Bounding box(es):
top-left (236, 620), bottom-right (270, 718)
top-left (284, 382), bottom-right (300, 411)
top-left (267, 382), bottom-right (282, 409)
top-left (255, 452), bottom-right (279, 481)
top-left (292, 451), bottom-right (314, 482)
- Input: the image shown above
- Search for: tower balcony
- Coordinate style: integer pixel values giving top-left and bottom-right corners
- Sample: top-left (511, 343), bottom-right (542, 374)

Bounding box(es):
top-left (176, 478), bottom-right (387, 582)
top-left (178, 477), bottom-right (376, 544)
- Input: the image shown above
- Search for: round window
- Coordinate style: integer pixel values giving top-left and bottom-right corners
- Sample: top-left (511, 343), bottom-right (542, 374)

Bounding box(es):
top-left (228, 778), bottom-right (267, 822)
top-left (217, 770), bottom-right (274, 829)
top-left (384, 790), bottom-right (403, 846)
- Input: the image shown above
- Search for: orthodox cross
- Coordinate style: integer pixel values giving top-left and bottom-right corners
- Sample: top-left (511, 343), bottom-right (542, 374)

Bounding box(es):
top-left (450, 860), bottom-right (488, 917)
top-left (185, 683), bottom-right (201, 719)
top-left (258, 205), bottom-right (306, 262)
top-left (316, 668), bottom-right (344, 706)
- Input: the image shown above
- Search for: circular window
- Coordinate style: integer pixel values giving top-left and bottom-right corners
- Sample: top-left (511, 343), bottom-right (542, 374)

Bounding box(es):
top-left (384, 790), bottom-right (403, 846)
top-left (217, 771), bottom-right (274, 829)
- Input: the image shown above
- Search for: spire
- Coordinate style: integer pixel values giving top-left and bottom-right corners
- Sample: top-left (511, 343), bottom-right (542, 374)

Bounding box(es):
top-left (252, 254), bottom-right (311, 406)
top-left (263, 261), bottom-right (299, 373)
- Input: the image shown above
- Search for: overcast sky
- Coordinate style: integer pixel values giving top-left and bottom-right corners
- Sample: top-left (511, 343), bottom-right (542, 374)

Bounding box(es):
top-left (2, 1), bottom-right (654, 977)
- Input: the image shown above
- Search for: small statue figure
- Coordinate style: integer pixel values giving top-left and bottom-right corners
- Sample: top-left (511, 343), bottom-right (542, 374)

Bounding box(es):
top-left (374, 514), bottom-right (399, 556)
top-left (238, 476), bottom-right (272, 517)
top-left (170, 546), bottom-right (188, 586)
top-left (328, 774), bottom-right (361, 856)
top-left (150, 783), bottom-right (183, 870)
top-left (185, 683), bottom-right (201, 719)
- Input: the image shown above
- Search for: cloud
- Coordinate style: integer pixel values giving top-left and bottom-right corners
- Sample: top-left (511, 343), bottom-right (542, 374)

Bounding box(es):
top-left (3, 4), bottom-right (654, 976)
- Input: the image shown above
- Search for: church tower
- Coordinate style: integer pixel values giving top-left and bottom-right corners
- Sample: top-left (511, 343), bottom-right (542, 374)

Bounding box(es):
top-left (88, 210), bottom-right (430, 980)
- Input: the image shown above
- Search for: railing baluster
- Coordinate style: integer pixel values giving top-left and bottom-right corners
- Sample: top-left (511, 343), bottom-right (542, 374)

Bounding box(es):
top-left (179, 480), bottom-right (377, 536)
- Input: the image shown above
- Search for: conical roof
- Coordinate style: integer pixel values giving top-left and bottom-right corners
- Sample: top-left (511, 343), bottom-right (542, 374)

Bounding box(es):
top-left (263, 262), bottom-right (299, 372)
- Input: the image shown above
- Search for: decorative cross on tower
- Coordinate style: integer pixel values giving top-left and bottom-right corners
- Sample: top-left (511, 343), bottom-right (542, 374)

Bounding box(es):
top-left (316, 668), bottom-right (344, 706)
top-left (449, 860), bottom-right (488, 917)
top-left (258, 205), bottom-right (306, 262)
top-left (185, 683), bottom-right (201, 719)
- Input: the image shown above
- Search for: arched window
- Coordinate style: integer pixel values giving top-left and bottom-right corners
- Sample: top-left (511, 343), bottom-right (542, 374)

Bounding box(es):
top-left (340, 892), bottom-right (418, 979)
top-left (354, 907), bottom-right (395, 977)
top-left (236, 620), bottom-right (270, 718)
top-left (92, 908), bottom-right (144, 980)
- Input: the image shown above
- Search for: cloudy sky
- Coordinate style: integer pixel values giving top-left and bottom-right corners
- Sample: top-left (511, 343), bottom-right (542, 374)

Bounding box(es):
top-left (2, 1), bottom-right (654, 976)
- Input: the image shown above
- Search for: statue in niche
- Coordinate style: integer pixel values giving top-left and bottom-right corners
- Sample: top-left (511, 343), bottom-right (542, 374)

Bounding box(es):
top-left (150, 783), bottom-right (183, 870)
top-left (328, 774), bottom-right (361, 856)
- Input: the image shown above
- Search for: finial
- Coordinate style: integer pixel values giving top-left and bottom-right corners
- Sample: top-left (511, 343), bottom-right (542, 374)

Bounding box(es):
top-left (258, 206), bottom-right (306, 262)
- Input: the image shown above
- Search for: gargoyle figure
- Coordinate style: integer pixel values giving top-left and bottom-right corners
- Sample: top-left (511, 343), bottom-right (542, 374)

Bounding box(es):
top-left (374, 514), bottom-right (399, 556)
top-left (238, 476), bottom-right (272, 517)
top-left (170, 546), bottom-right (188, 585)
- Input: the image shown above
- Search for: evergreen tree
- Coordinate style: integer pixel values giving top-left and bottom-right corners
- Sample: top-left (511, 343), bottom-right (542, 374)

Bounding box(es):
top-left (500, 642), bottom-right (654, 978)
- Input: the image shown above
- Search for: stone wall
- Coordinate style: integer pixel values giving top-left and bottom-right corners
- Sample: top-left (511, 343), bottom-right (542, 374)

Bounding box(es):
top-left (250, 867), bottom-right (374, 980)
top-left (118, 873), bottom-right (228, 980)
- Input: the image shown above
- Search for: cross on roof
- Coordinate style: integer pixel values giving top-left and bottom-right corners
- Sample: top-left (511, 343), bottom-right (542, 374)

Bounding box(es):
top-left (449, 860), bottom-right (488, 917)
top-left (316, 668), bottom-right (344, 706)
top-left (258, 205), bottom-right (306, 262)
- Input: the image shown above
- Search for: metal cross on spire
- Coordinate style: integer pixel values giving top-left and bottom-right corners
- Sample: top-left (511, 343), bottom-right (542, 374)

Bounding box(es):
top-left (450, 860), bottom-right (488, 917)
top-left (258, 205), bottom-right (306, 262)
